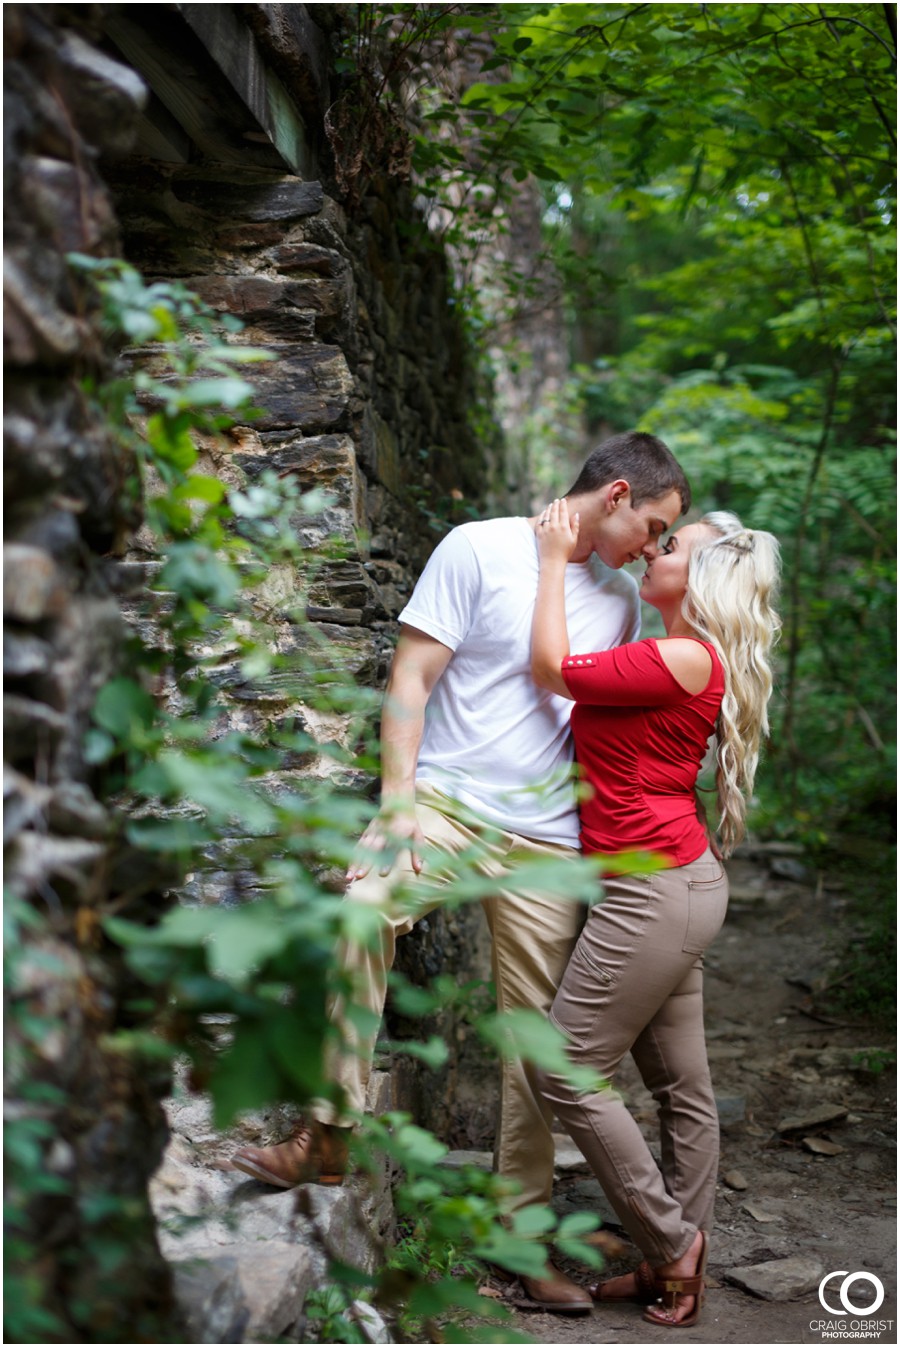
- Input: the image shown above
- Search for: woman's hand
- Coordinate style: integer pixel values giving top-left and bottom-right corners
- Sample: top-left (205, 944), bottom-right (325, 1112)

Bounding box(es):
top-left (531, 498), bottom-right (577, 697)
top-left (536, 497), bottom-right (580, 564)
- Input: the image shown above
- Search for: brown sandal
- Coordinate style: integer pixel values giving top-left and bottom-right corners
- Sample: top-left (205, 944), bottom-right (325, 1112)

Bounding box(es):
top-left (590, 1259), bottom-right (657, 1304)
top-left (643, 1231), bottom-right (708, 1328)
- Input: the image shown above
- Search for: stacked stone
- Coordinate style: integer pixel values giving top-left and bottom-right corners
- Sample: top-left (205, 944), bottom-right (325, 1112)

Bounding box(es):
top-left (5, 14), bottom-right (505, 1341)
top-left (3, 6), bottom-right (179, 1339)
top-left (105, 39), bottom-right (498, 1143)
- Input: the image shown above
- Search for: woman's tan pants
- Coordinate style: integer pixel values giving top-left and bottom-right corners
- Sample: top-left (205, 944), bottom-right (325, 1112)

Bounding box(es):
top-left (536, 847), bottom-right (728, 1264)
top-left (311, 783), bottom-right (584, 1213)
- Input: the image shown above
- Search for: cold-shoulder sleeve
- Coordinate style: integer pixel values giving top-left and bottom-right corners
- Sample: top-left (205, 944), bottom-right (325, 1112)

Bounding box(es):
top-left (561, 639), bottom-right (703, 706)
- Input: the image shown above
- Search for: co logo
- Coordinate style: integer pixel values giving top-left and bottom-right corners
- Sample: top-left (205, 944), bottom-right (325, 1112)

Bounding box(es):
top-left (818, 1270), bottom-right (885, 1315)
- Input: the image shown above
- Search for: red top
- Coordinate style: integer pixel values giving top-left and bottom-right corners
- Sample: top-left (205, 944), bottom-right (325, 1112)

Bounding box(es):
top-left (561, 638), bottom-right (724, 866)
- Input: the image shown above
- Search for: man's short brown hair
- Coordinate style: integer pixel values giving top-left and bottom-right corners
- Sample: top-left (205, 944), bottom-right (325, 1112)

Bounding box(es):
top-left (567, 431), bottom-right (691, 514)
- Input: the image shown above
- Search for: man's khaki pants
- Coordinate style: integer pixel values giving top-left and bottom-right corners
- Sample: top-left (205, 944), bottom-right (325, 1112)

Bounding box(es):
top-left (311, 783), bottom-right (584, 1211)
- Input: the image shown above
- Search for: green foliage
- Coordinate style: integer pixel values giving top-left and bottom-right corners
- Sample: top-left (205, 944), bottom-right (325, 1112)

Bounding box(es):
top-left (817, 843), bottom-right (896, 1030)
top-left (341, 1111), bottom-right (599, 1342)
top-left (389, 3), bottom-right (897, 852)
top-left (4, 900), bottom-right (71, 1343)
top-left (304, 1285), bottom-right (369, 1344)
top-left (636, 359), bottom-right (895, 846)
top-left (4, 894), bottom-right (174, 1343)
top-left (53, 258), bottom-right (612, 1342)
top-left (350, 3), bottom-right (895, 1014)
top-left (33, 4), bottom-right (892, 1324)
top-left (852, 1048), bottom-right (896, 1077)
top-left (337, 4), bottom-right (897, 852)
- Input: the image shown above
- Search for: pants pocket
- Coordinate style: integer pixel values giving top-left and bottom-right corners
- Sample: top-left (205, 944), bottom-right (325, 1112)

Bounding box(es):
top-left (683, 872), bottom-right (727, 955)
top-left (550, 876), bottom-right (652, 1046)
top-left (550, 941), bottom-right (615, 1046)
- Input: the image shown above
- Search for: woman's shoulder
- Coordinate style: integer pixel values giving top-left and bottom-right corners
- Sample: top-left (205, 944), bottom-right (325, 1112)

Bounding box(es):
top-left (652, 637), bottom-right (715, 696)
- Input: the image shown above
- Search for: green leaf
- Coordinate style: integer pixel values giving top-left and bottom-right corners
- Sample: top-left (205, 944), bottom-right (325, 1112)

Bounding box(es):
top-left (211, 1022), bottom-right (285, 1127)
top-left (472, 1227), bottom-right (550, 1277)
top-left (124, 816), bottom-right (210, 853)
top-left (510, 1204), bottom-right (556, 1237)
top-left (171, 475), bottom-right (227, 504)
top-left (136, 905), bottom-right (216, 947)
top-left (557, 1211), bottom-right (600, 1237)
top-left (342, 1001), bottom-right (383, 1040)
top-left (178, 377), bottom-right (255, 410)
top-left (67, 251), bottom-right (109, 272)
top-left (264, 1013), bottom-right (329, 1094)
top-left (149, 305), bottom-right (179, 342)
top-left (555, 1238), bottom-right (602, 1268)
top-left (206, 907), bottom-right (290, 984)
top-left (386, 980), bottom-right (441, 1016)
top-left (129, 760), bottom-right (170, 798)
top-left (83, 727), bottom-right (116, 764)
top-left (395, 1123), bottom-right (449, 1167)
top-left (408, 1275), bottom-right (504, 1318)
top-left (478, 1009), bottom-right (569, 1070)
top-left (403, 1177), bottom-right (444, 1202)
top-left (389, 1036), bottom-right (450, 1069)
top-left (158, 544), bottom-right (241, 608)
top-left (156, 751), bottom-right (274, 830)
top-left (145, 412), bottom-right (198, 471)
top-left (479, 1009), bottom-right (606, 1093)
top-left (93, 678), bottom-right (157, 741)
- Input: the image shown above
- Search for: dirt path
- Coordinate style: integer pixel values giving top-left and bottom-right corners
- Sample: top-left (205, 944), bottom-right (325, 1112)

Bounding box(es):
top-left (494, 846), bottom-right (897, 1346)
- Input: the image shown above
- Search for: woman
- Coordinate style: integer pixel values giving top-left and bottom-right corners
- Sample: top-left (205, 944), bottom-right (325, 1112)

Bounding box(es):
top-left (531, 498), bottom-right (780, 1328)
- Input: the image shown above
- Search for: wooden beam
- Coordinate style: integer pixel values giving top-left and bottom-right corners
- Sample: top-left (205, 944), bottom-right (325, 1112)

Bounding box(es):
top-left (132, 90), bottom-right (193, 164)
top-left (177, 4), bottom-right (315, 179)
top-left (104, 8), bottom-right (284, 170)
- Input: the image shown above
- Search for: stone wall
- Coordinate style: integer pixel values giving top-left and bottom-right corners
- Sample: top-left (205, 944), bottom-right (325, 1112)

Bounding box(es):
top-left (99, 4), bottom-right (501, 1147)
top-left (3, 4), bottom-right (180, 1339)
top-left (6, 22), bottom-right (504, 1336)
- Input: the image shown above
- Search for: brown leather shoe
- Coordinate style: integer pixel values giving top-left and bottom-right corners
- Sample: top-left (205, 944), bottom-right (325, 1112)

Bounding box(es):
top-left (519, 1262), bottom-right (592, 1315)
top-left (231, 1124), bottom-right (350, 1188)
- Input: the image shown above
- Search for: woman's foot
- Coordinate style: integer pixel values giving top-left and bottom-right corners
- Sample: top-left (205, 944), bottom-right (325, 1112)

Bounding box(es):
top-left (643, 1229), bottom-right (708, 1328)
top-left (590, 1259), bottom-right (656, 1303)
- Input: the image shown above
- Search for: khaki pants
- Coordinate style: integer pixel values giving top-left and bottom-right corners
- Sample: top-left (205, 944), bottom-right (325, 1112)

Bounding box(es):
top-left (312, 782), bottom-right (584, 1211)
top-left (536, 847), bottom-right (728, 1263)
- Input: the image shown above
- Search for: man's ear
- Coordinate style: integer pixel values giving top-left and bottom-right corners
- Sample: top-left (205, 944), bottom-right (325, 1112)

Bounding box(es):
top-left (607, 479), bottom-right (631, 512)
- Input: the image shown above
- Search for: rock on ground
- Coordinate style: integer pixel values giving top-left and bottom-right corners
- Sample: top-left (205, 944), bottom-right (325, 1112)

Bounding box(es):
top-left (151, 1072), bottom-right (394, 1344)
top-left (149, 850), bottom-right (896, 1345)
top-left (725, 1256), bottom-right (826, 1302)
top-left (491, 849), bottom-right (896, 1345)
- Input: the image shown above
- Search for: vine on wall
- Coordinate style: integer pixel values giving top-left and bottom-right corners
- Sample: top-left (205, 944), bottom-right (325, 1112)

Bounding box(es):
top-left (50, 258), bottom-right (608, 1342)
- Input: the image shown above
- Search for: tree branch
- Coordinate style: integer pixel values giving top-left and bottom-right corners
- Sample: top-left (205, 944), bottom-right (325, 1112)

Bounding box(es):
top-left (781, 359), bottom-right (842, 788)
top-left (819, 5), bottom-right (897, 147)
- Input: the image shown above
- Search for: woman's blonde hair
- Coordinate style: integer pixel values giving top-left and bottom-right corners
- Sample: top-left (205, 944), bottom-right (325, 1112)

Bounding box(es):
top-left (683, 512), bottom-right (781, 856)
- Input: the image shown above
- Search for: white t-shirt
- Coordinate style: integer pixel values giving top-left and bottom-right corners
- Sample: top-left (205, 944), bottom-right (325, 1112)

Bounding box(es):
top-left (397, 517), bottom-right (641, 846)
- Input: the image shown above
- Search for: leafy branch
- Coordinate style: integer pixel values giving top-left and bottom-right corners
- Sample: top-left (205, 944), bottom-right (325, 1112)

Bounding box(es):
top-left (65, 256), bottom-right (610, 1341)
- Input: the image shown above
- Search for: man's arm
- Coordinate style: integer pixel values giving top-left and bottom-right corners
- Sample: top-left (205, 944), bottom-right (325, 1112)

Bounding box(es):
top-left (346, 625), bottom-right (453, 881)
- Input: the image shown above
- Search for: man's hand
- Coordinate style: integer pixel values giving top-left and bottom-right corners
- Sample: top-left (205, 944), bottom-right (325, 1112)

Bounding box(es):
top-left (346, 804), bottom-right (426, 883)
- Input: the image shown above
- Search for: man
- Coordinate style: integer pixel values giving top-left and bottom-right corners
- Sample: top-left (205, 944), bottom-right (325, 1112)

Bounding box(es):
top-left (233, 431), bottom-right (690, 1312)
